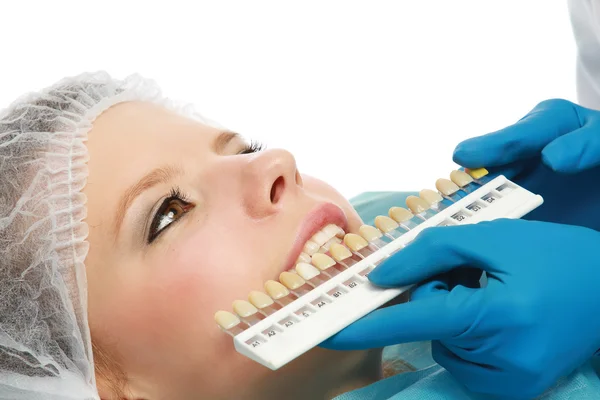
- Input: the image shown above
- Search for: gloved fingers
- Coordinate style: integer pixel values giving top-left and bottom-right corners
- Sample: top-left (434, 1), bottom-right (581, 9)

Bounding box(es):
top-left (542, 121), bottom-right (600, 173)
top-left (452, 99), bottom-right (581, 168)
top-left (409, 279), bottom-right (449, 301)
top-left (409, 268), bottom-right (481, 301)
top-left (368, 224), bottom-right (497, 288)
top-left (319, 286), bottom-right (478, 350)
top-left (431, 341), bottom-right (507, 397)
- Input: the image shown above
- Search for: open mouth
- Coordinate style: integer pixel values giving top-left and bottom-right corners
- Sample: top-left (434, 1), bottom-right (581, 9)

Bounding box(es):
top-left (291, 223), bottom-right (345, 267)
top-left (282, 202), bottom-right (348, 276)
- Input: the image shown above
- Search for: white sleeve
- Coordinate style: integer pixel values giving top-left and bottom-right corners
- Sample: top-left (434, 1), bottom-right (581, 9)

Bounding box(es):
top-left (569, 0), bottom-right (600, 109)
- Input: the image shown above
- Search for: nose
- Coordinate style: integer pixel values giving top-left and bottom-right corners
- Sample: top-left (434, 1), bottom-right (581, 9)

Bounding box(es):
top-left (242, 149), bottom-right (302, 218)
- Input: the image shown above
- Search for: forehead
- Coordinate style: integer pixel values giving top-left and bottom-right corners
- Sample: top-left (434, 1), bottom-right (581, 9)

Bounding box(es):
top-left (85, 101), bottom-right (223, 185)
top-left (90, 101), bottom-right (221, 140)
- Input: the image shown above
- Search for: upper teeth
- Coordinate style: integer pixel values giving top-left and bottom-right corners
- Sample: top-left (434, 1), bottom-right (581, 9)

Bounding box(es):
top-left (302, 240), bottom-right (320, 255)
top-left (298, 224), bottom-right (345, 260)
top-left (296, 252), bottom-right (312, 264)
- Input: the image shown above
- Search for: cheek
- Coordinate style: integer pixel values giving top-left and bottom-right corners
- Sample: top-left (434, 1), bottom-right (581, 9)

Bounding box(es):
top-left (136, 224), bottom-right (271, 335)
top-left (89, 219), bottom-right (285, 393)
top-left (160, 240), bottom-right (244, 307)
top-left (149, 236), bottom-right (249, 326)
top-left (94, 228), bottom-right (265, 374)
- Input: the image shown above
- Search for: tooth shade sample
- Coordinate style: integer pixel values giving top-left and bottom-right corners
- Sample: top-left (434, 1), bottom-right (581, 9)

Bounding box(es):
top-left (358, 224), bottom-right (388, 249)
top-left (303, 240), bottom-right (320, 255)
top-left (435, 178), bottom-right (460, 196)
top-left (359, 225), bottom-right (382, 241)
top-left (248, 291), bottom-right (274, 308)
top-left (311, 252), bottom-right (341, 277)
top-left (344, 232), bottom-right (374, 258)
top-left (375, 214), bottom-right (406, 239)
top-left (295, 262), bottom-right (327, 287)
top-left (344, 233), bottom-right (368, 251)
top-left (264, 279), bottom-right (296, 306)
top-left (376, 215), bottom-right (400, 232)
top-left (214, 310), bottom-right (246, 336)
top-left (279, 271), bottom-right (306, 290)
top-left (329, 242), bottom-right (359, 268)
top-left (232, 300), bottom-right (264, 325)
top-left (450, 170), bottom-right (474, 187)
top-left (232, 300), bottom-right (259, 318)
top-left (466, 167), bottom-right (488, 179)
top-left (419, 189), bottom-right (443, 206)
top-left (388, 207), bottom-right (412, 223)
top-left (264, 280), bottom-right (290, 300)
top-left (279, 271), bottom-right (313, 296)
top-left (329, 243), bottom-right (352, 261)
top-left (214, 310), bottom-right (242, 330)
top-left (311, 253), bottom-right (336, 270)
top-left (295, 262), bottom-right (320, 280)
top-left (296, 252), bottom-right (311, 264)
top-left (406, 195), bottom-right (430, 214)
top-left (248, 290), bottom-right (280, 315)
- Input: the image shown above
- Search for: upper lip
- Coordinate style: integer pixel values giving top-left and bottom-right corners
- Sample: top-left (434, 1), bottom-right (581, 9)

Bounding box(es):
top-left (282, 202), bottom-right (348, 274)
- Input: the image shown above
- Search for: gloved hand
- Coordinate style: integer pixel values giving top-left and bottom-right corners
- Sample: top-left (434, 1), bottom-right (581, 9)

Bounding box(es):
top-left (453, 98), bottom-right (600, 231)
top-left (321, 219), bottom-right (600, 399)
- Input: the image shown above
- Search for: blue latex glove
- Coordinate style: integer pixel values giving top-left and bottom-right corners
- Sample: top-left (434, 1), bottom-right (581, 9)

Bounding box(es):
top-left (453, 98), bottom-right (600, 231)
top-left (321, 219), bottom-right (600, 399)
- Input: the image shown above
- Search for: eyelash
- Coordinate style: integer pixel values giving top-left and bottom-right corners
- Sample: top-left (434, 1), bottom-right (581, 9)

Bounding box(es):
top-left (147, 187), bottom-right (193, 244)
top-left (238, 140), bottom-right (265, 154)
top-left (147, 140), bottom-right (265, 244)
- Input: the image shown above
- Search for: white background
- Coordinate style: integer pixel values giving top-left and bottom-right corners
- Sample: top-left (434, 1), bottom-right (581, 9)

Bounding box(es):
top-left (0, 1), bottom-right (577, 198)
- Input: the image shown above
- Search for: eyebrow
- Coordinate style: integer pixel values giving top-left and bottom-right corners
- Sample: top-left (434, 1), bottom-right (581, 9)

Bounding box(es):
top-left (213, 131), bottom-right (240, 154)
top-left (113, 131), bottom-right (240, 238)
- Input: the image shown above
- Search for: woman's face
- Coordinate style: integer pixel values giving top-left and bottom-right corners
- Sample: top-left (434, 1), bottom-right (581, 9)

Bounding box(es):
top-left (83, 102), bottom-right (372, 399)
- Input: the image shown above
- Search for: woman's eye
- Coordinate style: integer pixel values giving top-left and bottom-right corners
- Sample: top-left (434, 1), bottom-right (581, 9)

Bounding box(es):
top-left (238, 140), bottom-right (265, 154)
top-left (148, 190), bottom-right (193, 244)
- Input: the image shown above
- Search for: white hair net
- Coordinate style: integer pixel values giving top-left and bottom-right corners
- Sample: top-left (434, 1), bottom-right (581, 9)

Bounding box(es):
top-left (0, 72), bottom-right (223, 399)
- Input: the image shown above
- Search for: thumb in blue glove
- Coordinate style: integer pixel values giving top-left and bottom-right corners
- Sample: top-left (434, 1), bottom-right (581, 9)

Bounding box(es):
top-left (321, 219), bottom-right (600, 399)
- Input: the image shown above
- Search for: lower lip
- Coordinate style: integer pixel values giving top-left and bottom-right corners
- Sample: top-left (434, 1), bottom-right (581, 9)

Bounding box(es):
top-left (284, 203), bottom-right (348, 273)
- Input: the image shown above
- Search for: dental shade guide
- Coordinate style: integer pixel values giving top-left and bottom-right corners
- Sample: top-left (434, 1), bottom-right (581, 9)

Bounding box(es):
top-left (214, 168), bottom-right (544, 370)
